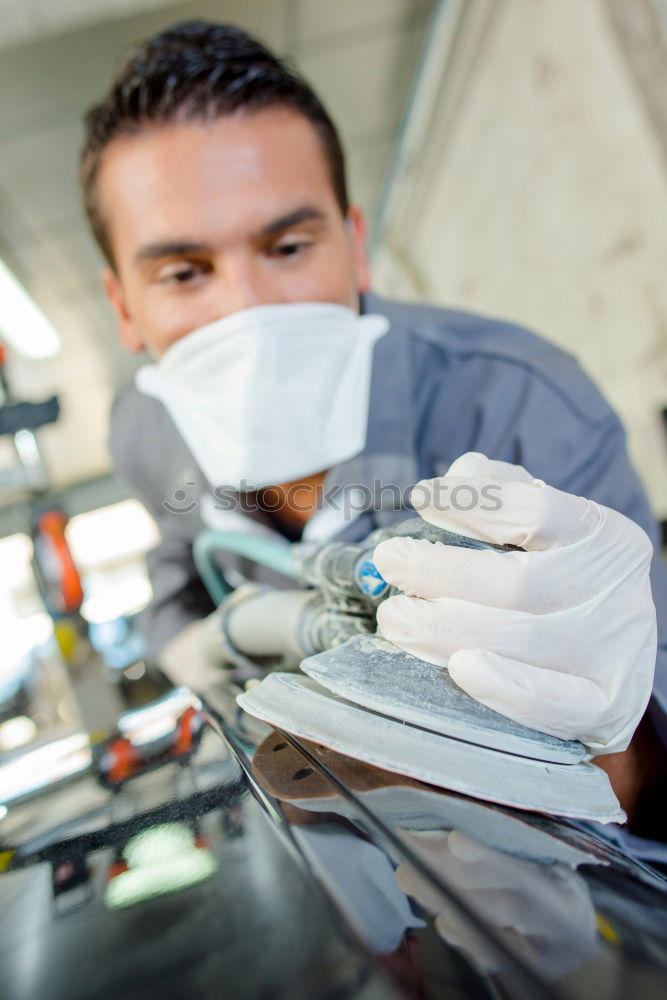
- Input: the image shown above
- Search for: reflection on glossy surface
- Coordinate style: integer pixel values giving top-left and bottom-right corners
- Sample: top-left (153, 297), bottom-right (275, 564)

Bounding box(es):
top-left (116, 687), bottom-right (197, 743)
top-left (250, 726), bottom-right (667, 999)
top-left (395, 828), bottom-right (597, 981)
top-left (251, 729), bottom-right (602, 867)
top-left (0, 635), bottom-right (82, 748)
top-left (291, 822), bottom-right (425, 954)
top-left (0, 631), bottom-right (91, 810)
top-left (95, 688), bottom-right (205, 787)
top-left (0, 697), bottom-right (402, 1000)
top-left (0, 732), bottom-right (91, 805)
top-left (104, 822), bottom-right (218, 910)
top-left (1, 673), bottom-right (667, 1000)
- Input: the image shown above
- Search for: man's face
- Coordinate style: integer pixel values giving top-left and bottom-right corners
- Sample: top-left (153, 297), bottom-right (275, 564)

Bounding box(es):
top-left (98, 107), bottom-right (371, 357)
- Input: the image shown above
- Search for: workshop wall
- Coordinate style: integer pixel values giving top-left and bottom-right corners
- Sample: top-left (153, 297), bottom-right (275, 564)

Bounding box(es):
top-left (374, 0), bottom-right (667, 517)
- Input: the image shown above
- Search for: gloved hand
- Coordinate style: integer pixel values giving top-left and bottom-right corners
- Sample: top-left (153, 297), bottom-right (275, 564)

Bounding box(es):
top-left (157, 611), bottom-right (232, 691)
top-left (157, 584), bottom-right (274, 690)
top-left (160, 583), bottom-right (376, 690)
top-left (374, 452), bottom-right (657, 754)
top-left (395, 829), bottom-right (598, 981)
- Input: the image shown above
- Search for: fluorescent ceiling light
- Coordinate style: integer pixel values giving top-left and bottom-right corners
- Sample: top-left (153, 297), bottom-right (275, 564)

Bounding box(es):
top-left (0, 259), bottom-right (61, 359)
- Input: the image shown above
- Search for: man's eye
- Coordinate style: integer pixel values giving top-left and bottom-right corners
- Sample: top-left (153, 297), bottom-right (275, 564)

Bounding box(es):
top-left (272, 241), bottom-right (311, 258)
top-left (158, 264), bottom-right (206, 284)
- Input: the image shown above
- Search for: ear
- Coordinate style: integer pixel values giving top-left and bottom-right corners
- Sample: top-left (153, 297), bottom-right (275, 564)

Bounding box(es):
top-left (101, 267), bottom-right (144, 353)
top-left (346, 204), bottom-right (371, 294)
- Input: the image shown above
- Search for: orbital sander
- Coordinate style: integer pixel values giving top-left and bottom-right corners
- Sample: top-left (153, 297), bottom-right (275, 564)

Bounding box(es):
top-left (225, 517), bottom-right (623, 822)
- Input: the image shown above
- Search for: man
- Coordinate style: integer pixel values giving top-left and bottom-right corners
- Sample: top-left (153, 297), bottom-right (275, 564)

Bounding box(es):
top-left (80, 21), bottom-right (665, 827)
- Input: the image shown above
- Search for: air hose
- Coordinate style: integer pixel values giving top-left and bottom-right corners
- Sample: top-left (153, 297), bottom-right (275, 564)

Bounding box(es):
top-left (192, 530), bottom-right (297, 606)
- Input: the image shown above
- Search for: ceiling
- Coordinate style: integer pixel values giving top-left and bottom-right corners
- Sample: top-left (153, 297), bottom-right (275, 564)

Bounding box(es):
top-left (0, 0), bottom-right (433, 512)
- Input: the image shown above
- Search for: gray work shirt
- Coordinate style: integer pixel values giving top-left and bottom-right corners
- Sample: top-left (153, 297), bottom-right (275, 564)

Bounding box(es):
top-left (109, 291), bottom-right (667, 750)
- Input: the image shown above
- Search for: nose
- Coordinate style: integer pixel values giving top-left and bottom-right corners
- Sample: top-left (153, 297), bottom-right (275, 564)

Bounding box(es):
top-left (221, 253), bottom-right (280, 314)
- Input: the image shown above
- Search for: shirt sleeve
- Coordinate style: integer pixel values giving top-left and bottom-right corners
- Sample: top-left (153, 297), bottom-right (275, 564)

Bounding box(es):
top-left (141, 520), bottom-right (216, 659)
top-left (108, 385), bottom-right (215, 659)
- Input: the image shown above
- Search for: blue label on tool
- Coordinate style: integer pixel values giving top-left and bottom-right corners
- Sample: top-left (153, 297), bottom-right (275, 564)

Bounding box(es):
top-left (357, 560), bottom-right (387, 597)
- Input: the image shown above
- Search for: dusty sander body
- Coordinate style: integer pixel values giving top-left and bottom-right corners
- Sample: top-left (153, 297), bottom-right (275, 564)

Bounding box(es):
top-left (234, 518), bottom-right (624, 823)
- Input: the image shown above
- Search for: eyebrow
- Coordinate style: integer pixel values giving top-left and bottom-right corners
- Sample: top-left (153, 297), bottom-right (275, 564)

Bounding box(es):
top-left (257, 204), bottom-right (326, 237)
top-left (134, 240), bottom-right (211, 265)
top-left (133, 205), bottom-right (327, 266)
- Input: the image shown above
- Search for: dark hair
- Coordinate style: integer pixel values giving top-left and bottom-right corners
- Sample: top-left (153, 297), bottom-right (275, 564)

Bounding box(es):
top-left (80, 20), bottom-right (349, 268)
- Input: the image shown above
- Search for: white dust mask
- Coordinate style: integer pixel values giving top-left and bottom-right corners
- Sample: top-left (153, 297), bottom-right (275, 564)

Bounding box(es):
top-left (135, 302), bottom-right (389, 490)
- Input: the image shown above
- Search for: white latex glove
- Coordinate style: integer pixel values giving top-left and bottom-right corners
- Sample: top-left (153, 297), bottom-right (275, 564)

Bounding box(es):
top-left (157, 584), bottom-right (266, 689)
top-left (157, 612), bottom-right (228, 690)
top-left (374, 452), bottom-right (657, 754)
top-left (395, 829), bottom-right (598, 981)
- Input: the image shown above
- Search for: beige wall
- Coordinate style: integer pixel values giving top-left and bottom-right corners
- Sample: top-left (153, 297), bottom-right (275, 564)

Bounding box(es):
top-left (374, 0), bottom-right (667, 517)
